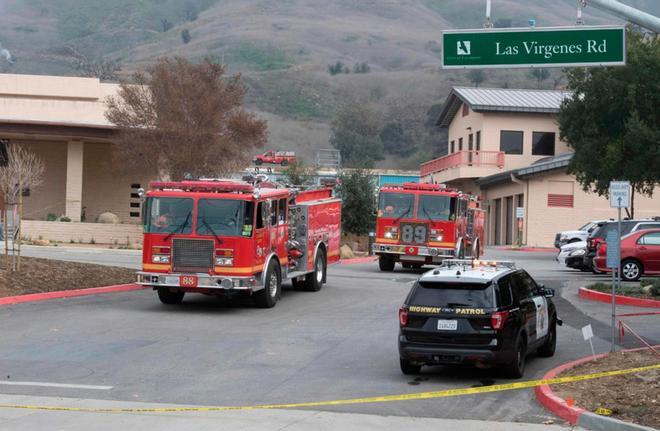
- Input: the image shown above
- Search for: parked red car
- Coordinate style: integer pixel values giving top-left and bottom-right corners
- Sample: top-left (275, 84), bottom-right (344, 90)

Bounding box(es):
top-left (594, 228), bottom-right (660, 281)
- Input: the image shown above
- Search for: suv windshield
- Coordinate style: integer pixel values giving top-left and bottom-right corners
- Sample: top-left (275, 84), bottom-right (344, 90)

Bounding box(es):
top-left (417, 194), bottom-right (457, 221)
top-left (144, 197), bottom-right (193, 234)
top-left (411, 281), bottom-right (495, 308)
top-left (197, 199), bottom-right (254, 237)
top-left (378, 193), bottom-right (414, 219)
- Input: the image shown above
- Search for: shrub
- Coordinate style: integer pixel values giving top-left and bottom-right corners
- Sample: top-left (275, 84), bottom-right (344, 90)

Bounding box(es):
top-left (181, 29), bottom-right (191, 44)
top-left (59, 216), bottom-right (72, 222)
top-left (46, 213), bottom-right (57, 221)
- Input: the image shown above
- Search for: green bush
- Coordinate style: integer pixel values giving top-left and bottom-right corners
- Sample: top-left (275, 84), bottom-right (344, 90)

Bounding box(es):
top-left (59, 216), bottom-right (72, 222)
top-left (46, 213), bottom-right (58, 221)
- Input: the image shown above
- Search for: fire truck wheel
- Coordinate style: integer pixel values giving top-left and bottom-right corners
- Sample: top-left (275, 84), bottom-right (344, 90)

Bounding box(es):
top-left (255, 260), bottom-right (281, 308)
top-left (304, 249), bottom-right (325, 292)
top-left (378, 254), bottom-right (395, 272)
top-left (254, 159), bottom-right (263, 165)
top-left (157, 288), bottom-right (185, 305)
top-left (281, 160), bottom-right (289, 166)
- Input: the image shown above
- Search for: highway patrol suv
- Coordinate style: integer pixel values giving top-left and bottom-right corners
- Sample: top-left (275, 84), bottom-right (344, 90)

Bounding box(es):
top-left (398, 260), bottom-right (560, 378)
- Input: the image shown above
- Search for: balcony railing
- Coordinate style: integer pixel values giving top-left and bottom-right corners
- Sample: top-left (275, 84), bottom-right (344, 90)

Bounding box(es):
top-left (420, 150), bottom-right (505, 177)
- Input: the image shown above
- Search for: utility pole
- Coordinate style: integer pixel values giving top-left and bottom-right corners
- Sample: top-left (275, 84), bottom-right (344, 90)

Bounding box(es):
top-left (584, 0), bottom-right (660, 33)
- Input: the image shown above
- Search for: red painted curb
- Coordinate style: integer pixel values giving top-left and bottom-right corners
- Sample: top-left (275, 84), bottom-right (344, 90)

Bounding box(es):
top-left (535, 345), bottom-right (660, 424)
top-left (339, 256), bottom-right (378, 265)
top-left (0, 283), bottom-right (146, 307)
top-left (579, 287), bottom-right (660, 309)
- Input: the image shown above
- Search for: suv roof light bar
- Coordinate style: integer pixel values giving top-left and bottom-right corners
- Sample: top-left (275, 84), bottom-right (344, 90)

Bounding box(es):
top-left (441, 259), bottom-right (517, 269)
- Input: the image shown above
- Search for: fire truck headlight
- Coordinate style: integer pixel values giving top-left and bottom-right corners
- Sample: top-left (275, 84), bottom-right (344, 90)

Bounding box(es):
top-left (215, 257), bottom-right (234, 266)
top-left (436, 234), bottom-right (444, 242)
top-left (152, 254), bottom-right (170, 264)
top-left (384, 227), bottom-right (397, 239)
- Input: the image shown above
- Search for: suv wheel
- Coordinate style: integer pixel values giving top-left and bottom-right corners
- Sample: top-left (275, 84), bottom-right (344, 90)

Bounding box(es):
top-left (621, 259), bottom-right (642, 282)
top-left (157, 288), bottom-right (185, 305)
top-left (400, 358), bottom-right (421, 375)
top-left (537, 318), bottom-right (557, 357)
top-left (379, 254), bottom-right (395, 271)
top-left (503, 334), bottom-right (527, 379)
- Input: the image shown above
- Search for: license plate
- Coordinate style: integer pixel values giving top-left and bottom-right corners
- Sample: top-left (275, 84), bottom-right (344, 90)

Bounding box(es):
top-left (180, 275), bottom-right (198, 287)
top-left (165, 276), bottom-right (179, 285)
top-left (437, 319), bottom-right (458, 331)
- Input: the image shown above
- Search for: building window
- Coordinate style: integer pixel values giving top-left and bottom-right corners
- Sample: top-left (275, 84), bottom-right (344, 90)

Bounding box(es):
top-left (458, 137), bottom-right (463, 151)
top-left (500, 131), bottom-right (523, 154)
top-left (476, 131), bottom-right (481, 151)
top-left (532, 132), bottom-right (555, 156)
top-left (450, 140), bottom-right (455, 153)
top-left (468, 133), bottom-right (473, 151)
top-left (462, 103), bottom-right (469, 117)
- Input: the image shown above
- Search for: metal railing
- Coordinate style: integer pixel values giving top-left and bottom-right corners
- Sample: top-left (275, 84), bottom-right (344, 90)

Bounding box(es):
top-left (420, 150), bottom-right (505, 177)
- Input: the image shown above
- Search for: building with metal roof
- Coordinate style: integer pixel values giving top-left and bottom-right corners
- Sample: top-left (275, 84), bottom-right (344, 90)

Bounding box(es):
top-left (436, 87), bottom-right (573, 127)
top-left (420, 86), bottom-right (659, 248)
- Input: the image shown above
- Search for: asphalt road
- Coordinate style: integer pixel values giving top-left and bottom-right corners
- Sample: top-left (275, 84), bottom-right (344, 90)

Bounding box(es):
top-left (0, 247), bottom-right (656, 425)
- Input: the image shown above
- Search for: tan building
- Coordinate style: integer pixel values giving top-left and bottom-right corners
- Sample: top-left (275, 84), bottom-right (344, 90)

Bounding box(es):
top-left (421, 87), bottom-right (660, 248)
top-left (0, 73), bottom-right (149, 244)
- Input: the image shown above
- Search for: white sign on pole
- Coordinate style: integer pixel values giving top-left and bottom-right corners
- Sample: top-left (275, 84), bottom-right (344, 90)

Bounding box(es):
top-left (516, 207), bottom-right (525, 219)
top-left (582, 324), bottom-right (596, 358)
top-left (609, 181), bottom-right (630, 208)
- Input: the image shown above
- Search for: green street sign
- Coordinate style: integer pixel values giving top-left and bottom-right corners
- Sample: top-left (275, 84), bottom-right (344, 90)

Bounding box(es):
top-left (442, 25), bottom-right (625, 69)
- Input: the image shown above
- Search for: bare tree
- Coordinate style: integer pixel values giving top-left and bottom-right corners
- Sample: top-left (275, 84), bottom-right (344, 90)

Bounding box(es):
top-left (105, 57), bottom-right (268, 181)
top-left (0, 142), bottom-right (45, 271)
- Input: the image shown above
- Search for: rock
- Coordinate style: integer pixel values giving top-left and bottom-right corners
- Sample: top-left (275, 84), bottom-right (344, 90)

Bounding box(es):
top-left (642, 285), bottom-right (652, 294)
top-left (33, 239), bottom-right (50, 246)
top-left (340, 244), bottom-right (355, 260)
top-left (96, 212), bottom-right (120, 224)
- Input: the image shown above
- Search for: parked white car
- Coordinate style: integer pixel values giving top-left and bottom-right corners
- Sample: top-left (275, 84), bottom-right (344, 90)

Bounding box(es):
top-left (554, 220), bottom-right (608, 249)
top-left (557, 240), bottom-right (588, 270)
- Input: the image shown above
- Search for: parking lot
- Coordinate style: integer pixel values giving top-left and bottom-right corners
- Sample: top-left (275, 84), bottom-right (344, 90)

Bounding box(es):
top-left (0, 247), bottom-right (657, 425)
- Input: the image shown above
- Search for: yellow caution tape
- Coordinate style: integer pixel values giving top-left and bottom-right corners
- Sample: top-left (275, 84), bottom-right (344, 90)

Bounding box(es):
top-left (0, 363), bottom-right (658, 413)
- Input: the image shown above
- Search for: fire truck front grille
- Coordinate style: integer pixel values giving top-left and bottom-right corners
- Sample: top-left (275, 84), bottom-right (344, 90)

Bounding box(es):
top-left (172, 239), bottom-right (214, 272)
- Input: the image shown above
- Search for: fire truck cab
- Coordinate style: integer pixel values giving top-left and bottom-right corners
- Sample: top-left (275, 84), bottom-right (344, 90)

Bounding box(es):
top-left (373, 183), bottom-right (484, 271)
top-left (137, 179), bottom-right (341, 308)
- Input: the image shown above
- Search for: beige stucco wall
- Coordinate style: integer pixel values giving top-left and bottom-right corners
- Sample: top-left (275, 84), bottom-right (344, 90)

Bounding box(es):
top-left (19, 140), bottom-right (67, 220)
top-left (22, 220), bottom-right (142, 245)
top-left (0, 74), bottom-right (118, 127)
top-left (447, 104), bottom-right (485, 153)
top-left (82, 142), bottom-right (151, 223)
top-left (524, 171), bottom-right (660, 247)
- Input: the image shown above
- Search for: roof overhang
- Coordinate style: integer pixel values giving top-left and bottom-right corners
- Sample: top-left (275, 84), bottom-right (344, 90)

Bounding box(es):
top-left (0, 119), bottom-right (116, 142)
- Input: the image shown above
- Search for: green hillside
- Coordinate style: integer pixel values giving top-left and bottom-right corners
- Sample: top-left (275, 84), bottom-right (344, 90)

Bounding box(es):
top-left (0, 0), bottom-right (654, 167)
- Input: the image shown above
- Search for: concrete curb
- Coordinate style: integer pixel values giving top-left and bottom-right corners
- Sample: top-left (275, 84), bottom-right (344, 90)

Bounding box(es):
top-left (339, 256), bottom-right (378, 265)
top-left (493, 246), bottom-right (556, 253)
top-left (0, 283), bottom-right (146, 307)
top-left (535, 346), bottom-right (660, 429)
top-left (579, 287), bottom-right (660, 309)
top-left (577, 412), bottom-right (658, 431)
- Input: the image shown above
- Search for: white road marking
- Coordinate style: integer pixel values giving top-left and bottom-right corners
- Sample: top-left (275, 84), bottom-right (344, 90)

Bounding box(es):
top-left (0, 381), bottom-right (113, 390)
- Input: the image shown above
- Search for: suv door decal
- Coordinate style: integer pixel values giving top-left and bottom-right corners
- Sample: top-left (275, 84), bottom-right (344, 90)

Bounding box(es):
top-left (532, 296), bottom-right (548, 339)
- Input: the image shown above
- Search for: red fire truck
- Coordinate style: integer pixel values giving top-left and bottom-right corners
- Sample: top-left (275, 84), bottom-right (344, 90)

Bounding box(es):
top-left (253, 150), bottom-right (297, 166)
top-left (373, 183), bottom-right (484, 271)
top-left (137, 179), bottom-right (341, 308)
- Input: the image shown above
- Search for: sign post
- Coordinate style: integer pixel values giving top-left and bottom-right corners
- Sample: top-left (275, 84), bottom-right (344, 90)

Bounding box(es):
top-left (442, 25), bottom-right (626, 69)
top-left (608, 181), bottom-right (630, 352)
top-left (516, 207), bottom-right (524, 247)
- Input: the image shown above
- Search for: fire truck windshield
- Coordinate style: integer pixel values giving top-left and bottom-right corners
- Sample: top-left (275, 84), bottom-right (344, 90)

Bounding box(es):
top-left (196, 199), bottom-right (252, 237)
top-left (378, 193), bottom-right (414, 219)
top-left (417, 194), bottom-right (456, 221)
top-left (144, 197), bottom-right (193, 234)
